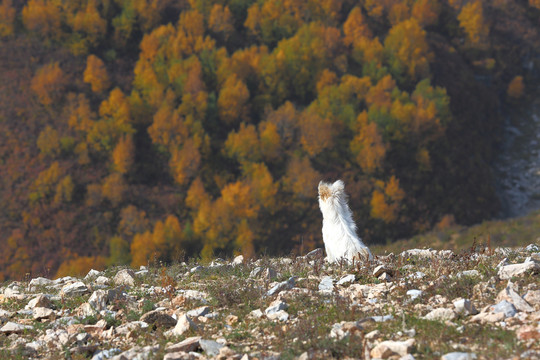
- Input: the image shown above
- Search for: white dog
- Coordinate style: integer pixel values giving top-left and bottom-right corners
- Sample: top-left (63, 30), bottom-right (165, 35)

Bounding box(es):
top-left (318, 180), bottom-right (373, 263)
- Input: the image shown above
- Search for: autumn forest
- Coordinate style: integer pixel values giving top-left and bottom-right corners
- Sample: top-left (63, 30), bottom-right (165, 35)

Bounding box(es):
top-left (0, 0), bottom-right (539, 280)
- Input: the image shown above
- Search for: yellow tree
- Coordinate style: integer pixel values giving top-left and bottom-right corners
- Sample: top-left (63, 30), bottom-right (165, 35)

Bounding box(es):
top-left (84, 55), bottom-right (110, 93)
top-left (412, 0), bottom-right (440, 27)
top-left (370, 176), bottom-right (405, 223)
top-left (148, 104), bottom-right (189, 150)
top-left (37, 125), bottom-right (61, 158)
top-left (299, 109), bottom-right (334, 157)
top-left (31, 62), bottom-right (66, 106)
top-left (224, 123), bottom-right (261, 163)
top-left (0, 0), bottom-right (15, 37)
top-left (112, 135), bottom-right (135, 174)
top-left (218, 74), bottom-right (250, 125)
top-left (169, 139), bottom-right (201, 186)
top-left (209, 4), bottom-right (234, 40)
top-left (102, 173), bottom-right (127, 206)
top-left (384, 19), bottom-right (431, 82)
top-left (282, 155), bottom-right (321, 199)
top-left (70, 0), bottom-right (107, 52)
top-left (22, 0), bottom-right (62, 39)
top-left (458, 0), bottom-right (489, 47)
top-left (67, 93), bottom-right (96, 134)
top-left (350, 111), bottom-right (387, 173)
top-left (343, 7), bottom-right (371, 46)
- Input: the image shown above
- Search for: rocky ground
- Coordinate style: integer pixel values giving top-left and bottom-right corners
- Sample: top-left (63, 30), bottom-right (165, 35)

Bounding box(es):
top-left (1, 245), bottom-right (540, 360)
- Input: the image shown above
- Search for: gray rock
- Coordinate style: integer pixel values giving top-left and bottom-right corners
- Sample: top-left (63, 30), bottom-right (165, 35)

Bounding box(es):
top-left (249, 267), bottom-right (263, 278)
top-left (423, 308), bottom-right (456, 321)
top-left (453, 299), bottom-right (478, 316)
top-left (336, 274), bottom-right (356, 286)
top-left (88, 290), bottom-right (108, 312)
top-left (140, 310), bottom-right (177, 328)
top-left (491, 300), bottom-right (517, 318)
top-left (319, 276), bottom-right (334, 292)
top-left (370, 314), bottom-right (394, 322)
top-left (265, 300), bottom-right (288, 316)
top-left (0, 321), bottom-right (33, 334)
top-left (525, 244), bottom-right (540, 252)
top-left (190, 265), bottom-right (204, 273)
top-left (200, 339), bottom-right (224, 357)
top-left (267, 277), bottom-right (296, 296)
top-left (187, 306), bottom-right (210, 318)
top-left (60, 282), bottom-right (89, 297)
top-left (113, 269), bottom-right (136, 287)
top-left (305, 248), bottom-right (324, 259)
top-left (497, 282), bottom-right (534, 313)
top-left (441, 352), bottom-right (477, 360)
top-left (408, 271), bottom-right (426, 280)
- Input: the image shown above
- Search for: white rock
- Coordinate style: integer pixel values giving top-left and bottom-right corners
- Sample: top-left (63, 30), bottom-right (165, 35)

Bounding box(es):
top-left (111, 345), bottom-right (159, 360)
top-left (441, 352), bottom-right (477, 360)
top-left (84, 269), bottom-right (101, 280)
top-left (115, 321), bottom-right (149, 335)
top-left (166, 336), bottom-right (201, 353)
top-left (498, 259), bottom-right (540, 280)
top-left (423, 308), bottom-right (456, 321)
top-left (167, 314), bottom-right (198, 337)
top-left (266, 310), bottom-right (289, 321)
top-left (456, 270), bottom-right (480, 278)
top-left (265, 300), bottom-right (288, 316)
top-left (29, 277), bottom-right (53, 287)
top-left (249, 309), bottom-right (264, 319)
top-left (370, 339), bottom-right (415, 358)
top-left (1, 322), bottom-right (33, 334)
top-left (77, 303), bottom-right (98, 318)
top-left (95, 276), bottom-right (111, 286)
top-left (453, 299), bottom-right (478, 316)
top-left (336, 274), bottom-right (356, 286)
top-left (232, 255), bottom-right (244, 265)
top-left (60, 281), bottom-right (89, 297)
top-left (26, 294), bottom-right (53, 309)
top-left (33, 307), bottom-right (55, 320)
top-left (524, 290), bottom-right (540, 305)
top-left (267, 277), bottom-right (296, 296)
top-left (318, 276), bottom-right (334, 293)
top-left (407, 290), bottom-right (423, 301)
top-left (187, 306), bottom-right (210, 318)
top-left (113, 269), bottom-right (136, 287)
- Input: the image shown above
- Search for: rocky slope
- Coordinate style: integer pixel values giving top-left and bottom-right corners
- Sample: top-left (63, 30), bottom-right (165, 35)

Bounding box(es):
top-left (1, 246), bottom-right (539, 360)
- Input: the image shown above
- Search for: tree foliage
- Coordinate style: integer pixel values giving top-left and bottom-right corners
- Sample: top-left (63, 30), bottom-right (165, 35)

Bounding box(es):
top-left (0, 0), bottom-right (530, 279)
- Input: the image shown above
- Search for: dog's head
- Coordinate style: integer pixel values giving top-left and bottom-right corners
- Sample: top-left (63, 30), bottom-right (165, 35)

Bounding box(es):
top-left (318, 180), bottom-right (345, 202)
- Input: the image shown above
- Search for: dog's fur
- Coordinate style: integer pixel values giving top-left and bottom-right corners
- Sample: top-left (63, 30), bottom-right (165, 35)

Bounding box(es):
top-left (318, 180), bottom-right (373, 263)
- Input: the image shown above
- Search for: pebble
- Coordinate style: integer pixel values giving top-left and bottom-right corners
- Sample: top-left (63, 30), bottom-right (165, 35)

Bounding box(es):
top-left (441, 352), bottom-right (477, 360)
top-left (490, 300), bottom-right (517, 318)
top-left (113, 269), bottom-right (136, 287)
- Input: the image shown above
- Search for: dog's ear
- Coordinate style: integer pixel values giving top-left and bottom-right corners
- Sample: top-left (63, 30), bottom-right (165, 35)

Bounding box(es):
top-left (331, 180), bottom-right (345, 193)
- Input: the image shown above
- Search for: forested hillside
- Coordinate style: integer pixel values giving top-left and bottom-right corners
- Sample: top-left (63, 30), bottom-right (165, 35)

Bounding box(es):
top-left (1, 0), bottom-right (539, 280)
